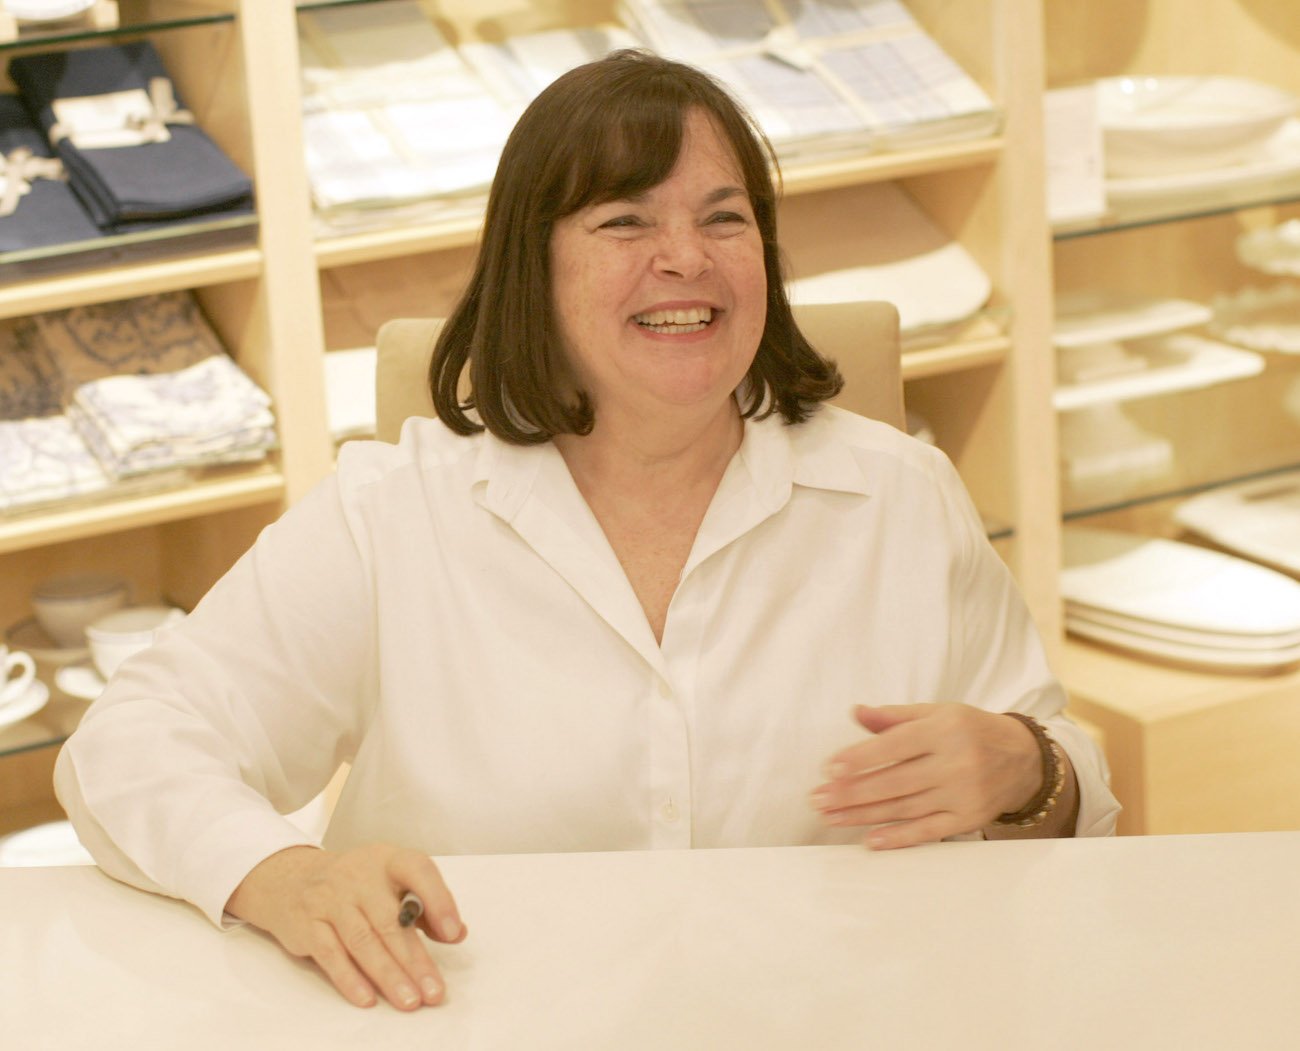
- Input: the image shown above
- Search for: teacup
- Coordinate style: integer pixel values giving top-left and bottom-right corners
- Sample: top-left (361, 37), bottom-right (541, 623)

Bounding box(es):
top-left (0, 643), bottom-right (36, 708)
top-left (85, 605), bottom-right (185, 680)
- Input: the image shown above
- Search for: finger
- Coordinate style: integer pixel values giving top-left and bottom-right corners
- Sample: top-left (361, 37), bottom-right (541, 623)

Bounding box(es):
top-left (852, 703), bottom-right (931, 734)
top-left (335, 903), bottom-right (427, 1012)
top-left (819, 788), bottom-right (941, 829)
top-left (814, 754), bottom-right (939, 813)
top-left (824, 718), bottom-right (933, 780)
top-left (866, 812), bottom-right (958, 851)
top-left (306, 919), bottom-right (379, 1009)
top-left (360, 894), bottom-right (447, 1008)
top-left (387, 851), bottom-right (465, 945)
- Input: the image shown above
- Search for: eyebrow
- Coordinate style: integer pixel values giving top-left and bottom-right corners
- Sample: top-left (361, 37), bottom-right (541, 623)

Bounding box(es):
top-left (615, 185), bottom-right (748, 206)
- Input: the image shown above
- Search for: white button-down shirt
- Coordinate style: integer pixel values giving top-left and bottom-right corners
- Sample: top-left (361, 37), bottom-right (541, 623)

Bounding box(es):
top-left (57, 406), bottom-right (1119, 925)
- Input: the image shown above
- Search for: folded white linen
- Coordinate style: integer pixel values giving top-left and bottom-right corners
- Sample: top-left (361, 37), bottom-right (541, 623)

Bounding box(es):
top-left (0, 414), bottom-right (109, 510)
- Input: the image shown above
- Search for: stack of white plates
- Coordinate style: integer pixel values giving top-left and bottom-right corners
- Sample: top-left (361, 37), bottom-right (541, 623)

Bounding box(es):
top-left (1062, 526), bottom-right (1300, 671)
top-left (1174, 470), bottom-right (1300, 578)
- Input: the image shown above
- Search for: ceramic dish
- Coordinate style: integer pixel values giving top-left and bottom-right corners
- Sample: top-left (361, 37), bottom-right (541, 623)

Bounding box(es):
top-left (1065, 614), bottom-right (1300, 673)
top-left (1236, 219), bottom-right (1300, 276)
top-left (1098, 75), bottom-right (1299, 177)
top-left (1053, 334), bottom-right (1264, 412)
top-left (0, 820), bottom-right (93, 867)
top-left (4, 617), bottom-right (90, 667)
top-left (1106, 118), bottom-right (1300, 202)
top-left (1053, 292), bottom-right (1212, 348)
top-left (0, 679), bottom-right (49, 732)
top-left (54, 662), bottom-right (106, 702)
top-left (782, 181), bottom-right (991, 335)
top-left (1066, 602), bottom-right (1300, 651)
top-left (1173, 469), bottom-right (1300, 578)
top-left (1209, 284), bottom-right (1300, 354)
top-left (1061, 526), bottom-right (1300, 638)
top-left (4, 0), bottom-right (96, 22)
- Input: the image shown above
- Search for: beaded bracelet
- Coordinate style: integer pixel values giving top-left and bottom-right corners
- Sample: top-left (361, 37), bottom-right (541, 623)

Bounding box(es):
top-left (994, 712), bottom-right (1066, 828)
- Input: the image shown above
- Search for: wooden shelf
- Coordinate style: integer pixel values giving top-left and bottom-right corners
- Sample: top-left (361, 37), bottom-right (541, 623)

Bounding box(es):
top-left (901, 314), bottom-right (1011, 381)
top-left (0, 246), bottom-right (262, 320)
top-left (313, 137), bottom-right (1006, 271)
top-left (0, 463), bottom-right (284, 555)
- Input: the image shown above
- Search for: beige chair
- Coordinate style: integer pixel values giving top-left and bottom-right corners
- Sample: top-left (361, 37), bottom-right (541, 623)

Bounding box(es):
top-left (375, 300), bottom-right (903, 442)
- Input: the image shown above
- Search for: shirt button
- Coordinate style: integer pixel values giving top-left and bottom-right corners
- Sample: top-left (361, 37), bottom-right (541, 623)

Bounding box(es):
top-left (661, 798), bottom-right (679, 822)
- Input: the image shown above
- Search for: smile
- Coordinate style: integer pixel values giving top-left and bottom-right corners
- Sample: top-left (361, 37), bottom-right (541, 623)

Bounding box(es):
top-left (634, 306), bottom-right (714, 334)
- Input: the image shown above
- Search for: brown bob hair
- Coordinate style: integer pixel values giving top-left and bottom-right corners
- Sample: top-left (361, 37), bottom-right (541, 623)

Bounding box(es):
top-left (430, 48), bottom-right (842, 443)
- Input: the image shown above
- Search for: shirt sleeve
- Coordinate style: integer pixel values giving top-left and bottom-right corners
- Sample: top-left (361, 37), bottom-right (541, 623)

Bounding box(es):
top-left (54, 471), bottom-right (379, 926)
top-left (930, 449), bottom-right (1121, 838)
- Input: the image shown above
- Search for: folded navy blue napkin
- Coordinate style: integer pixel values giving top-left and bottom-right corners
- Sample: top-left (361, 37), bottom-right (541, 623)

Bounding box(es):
top-left (9, 41), bottom-right (254, 232)
top-left (0, 93), bottom-right (102, 252)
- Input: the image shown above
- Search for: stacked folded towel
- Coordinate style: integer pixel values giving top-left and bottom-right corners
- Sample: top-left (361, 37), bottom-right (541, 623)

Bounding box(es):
top-left (7, 40), bottom-right (253, 233)
top-left (0, 292), bottom-right (276, 510)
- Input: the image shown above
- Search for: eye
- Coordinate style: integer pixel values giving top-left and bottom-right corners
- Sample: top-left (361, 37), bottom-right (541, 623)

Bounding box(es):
top-left (706, 210), bottom-right (748, 226)
top-left (598, 214), bottom-right (645, 230)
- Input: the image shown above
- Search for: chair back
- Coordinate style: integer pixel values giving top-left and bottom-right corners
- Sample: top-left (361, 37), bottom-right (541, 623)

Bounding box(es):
top-left (374, 300), bottom-right (903, 443)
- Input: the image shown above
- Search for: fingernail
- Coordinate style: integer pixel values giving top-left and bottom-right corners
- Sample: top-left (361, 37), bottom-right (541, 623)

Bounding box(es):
top-left (397, 983), bottom-right (419, 1008)
top-left (826, 761), bottom-right (849, 779)
top-left (810, 788), bottom-right (830, 809)
top-left (421, 976), bottom-right (443, 1002)
top-left (440, 916), bottom-right (463, 942)
top-left (867, 832), bottom-right (887, 850)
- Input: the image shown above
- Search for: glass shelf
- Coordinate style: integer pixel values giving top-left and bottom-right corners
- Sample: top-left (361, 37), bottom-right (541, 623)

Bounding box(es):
top-left (1062, 458), bottom-right (1300, 524)
top-left (1053, 173), bottom-right (1300, 241)
top-left (0, 684), bottom-right (88, 762)
top-left (0, 214), bottom-right (259, 290)
top-left (296, 0), bottom-right (395, 10)
top-left (0, 1), bottom-right (231, 51)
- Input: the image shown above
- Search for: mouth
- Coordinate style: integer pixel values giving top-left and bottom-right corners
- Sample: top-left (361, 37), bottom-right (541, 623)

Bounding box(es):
top-left (633, 306), bottom-right (715, 335)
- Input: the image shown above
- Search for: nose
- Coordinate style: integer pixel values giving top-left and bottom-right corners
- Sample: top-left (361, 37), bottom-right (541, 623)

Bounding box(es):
top-left (652, 225), bottom-right (712, 281)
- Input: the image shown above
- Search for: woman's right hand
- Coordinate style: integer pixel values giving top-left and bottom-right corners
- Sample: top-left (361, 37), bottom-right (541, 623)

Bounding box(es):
top-left (225, 843), bottom-right (467, 1010)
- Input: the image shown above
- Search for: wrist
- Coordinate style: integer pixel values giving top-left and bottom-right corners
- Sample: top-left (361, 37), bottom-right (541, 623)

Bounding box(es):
top-left (993, 713), bottom-right (1065, 829)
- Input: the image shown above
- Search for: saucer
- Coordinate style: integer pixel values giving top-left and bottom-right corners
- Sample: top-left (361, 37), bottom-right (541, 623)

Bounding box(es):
top-left (54, 663), bottom-right (106, 702)
top-left (0, 679), bottom-right (50, 732)
top-left (5, 617), bottom-right (90, 668)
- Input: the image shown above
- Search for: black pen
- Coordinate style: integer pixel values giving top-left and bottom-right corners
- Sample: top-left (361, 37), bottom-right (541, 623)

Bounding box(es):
top-left (398, 891), bottom-right (424, 928)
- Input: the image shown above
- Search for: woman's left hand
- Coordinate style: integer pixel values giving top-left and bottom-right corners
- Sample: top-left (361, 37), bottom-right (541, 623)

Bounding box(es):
top-left (810, 703), bottom-right (1044, 850)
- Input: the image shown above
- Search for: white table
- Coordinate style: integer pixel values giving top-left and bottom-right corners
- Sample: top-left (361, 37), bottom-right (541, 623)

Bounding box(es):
top-left (3, 834), bottom-right (1299, 1049)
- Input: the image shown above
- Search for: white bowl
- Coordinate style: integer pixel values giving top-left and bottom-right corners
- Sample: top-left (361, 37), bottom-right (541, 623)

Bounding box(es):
top-left (85, 605), bottom-right (185, 680)
top-left (1098, 75), bottom-right (1298, 177)
top-left (31, 573), bottom-right (129, 649)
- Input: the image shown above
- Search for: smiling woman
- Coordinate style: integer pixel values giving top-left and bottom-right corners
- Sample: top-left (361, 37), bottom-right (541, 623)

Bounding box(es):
top-left (54, 48), bottom-right (1119, 1016)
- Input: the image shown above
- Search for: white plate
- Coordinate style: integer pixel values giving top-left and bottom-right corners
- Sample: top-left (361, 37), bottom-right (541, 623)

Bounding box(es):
top-left (0, 820), bottom-right (93, 867)
top-left (1209, 284), bottom-right (1300, 354)
top-left (1106, 118), bottom-right (1300, 202)
top-left (1066, 602), bottom-right (1300, 651)
top-left (5, 616), bottom-right (91, 668)
top-left (1236, 219), bottom-right (1300, 276)
top-left (1053, 334), bottom-right (1264, 411)
top-left (55, 663), bottom-right (106, 702)
top-left (1061, 526), bottom-right (1300, 638)
top-left (782, 181), bottom-right (991, 335)
top-left (1098, 76), bottom-right (1299, 177)
top-left (1174, 470), bottom-right (1300, 577)
top-left (1066, 614), bottom-right (1300, 672)
top-left (4, 0), bottom-right (96, 21)
top-left (0, 679), bottom-right (50, 732)
top-left (1053, 292), bottom-right (1212, 348)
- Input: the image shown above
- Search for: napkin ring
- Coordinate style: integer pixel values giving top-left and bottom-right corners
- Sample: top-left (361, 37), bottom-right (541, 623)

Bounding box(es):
top-left (994, 713), bottom-right (1065, 828)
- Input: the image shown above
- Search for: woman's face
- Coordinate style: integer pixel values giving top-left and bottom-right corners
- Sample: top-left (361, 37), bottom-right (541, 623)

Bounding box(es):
top-left (549, 109), bottom-right (767, 432)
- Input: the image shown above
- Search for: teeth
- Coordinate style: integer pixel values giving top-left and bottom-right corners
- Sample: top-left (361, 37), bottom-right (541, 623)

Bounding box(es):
top-left (635, 306), bottom-right (713, 327)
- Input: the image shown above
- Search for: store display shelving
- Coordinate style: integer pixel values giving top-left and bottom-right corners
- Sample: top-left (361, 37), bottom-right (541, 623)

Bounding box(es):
top-left (1045, 0), bottom-right (1300, 834)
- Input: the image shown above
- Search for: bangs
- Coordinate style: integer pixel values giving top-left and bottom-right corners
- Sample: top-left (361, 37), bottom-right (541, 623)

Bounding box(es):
top-left (548, 95), bottom-right (687, 218)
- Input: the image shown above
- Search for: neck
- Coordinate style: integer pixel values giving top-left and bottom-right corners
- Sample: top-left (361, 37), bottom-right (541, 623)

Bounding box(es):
top-left (554, 398), bottom-right (743, 497)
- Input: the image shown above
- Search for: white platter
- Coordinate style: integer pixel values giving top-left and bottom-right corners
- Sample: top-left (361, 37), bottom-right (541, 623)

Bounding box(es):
top-left (1236, 219), bottom-right (1300, 276)
top-left (1209, 284), bottom-right (1300, 354)
top-left (1061, 526), bottom-right (1300, 639)
top-left (1098, 75), bottom-right (1298, 178)
top-left (4, 0), bottom-right (96, 21)
top-left (782, 181), bottom-right (991, 336)
top-left (1066, 614), bottom-right (1300, 673)
top-left (1053, 292), bottom-right (1211, 348)
top-left (1066, 601), bottom-right (1300, 651)
top-left (1106, 118), bottom-right (1300, 202)
top-left (0, 680), bottom-right (49, 732)
top-left (1053, 334), bottom-right (1264, 412)
top-left (1174, 469), bottom-right (1300, 578)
